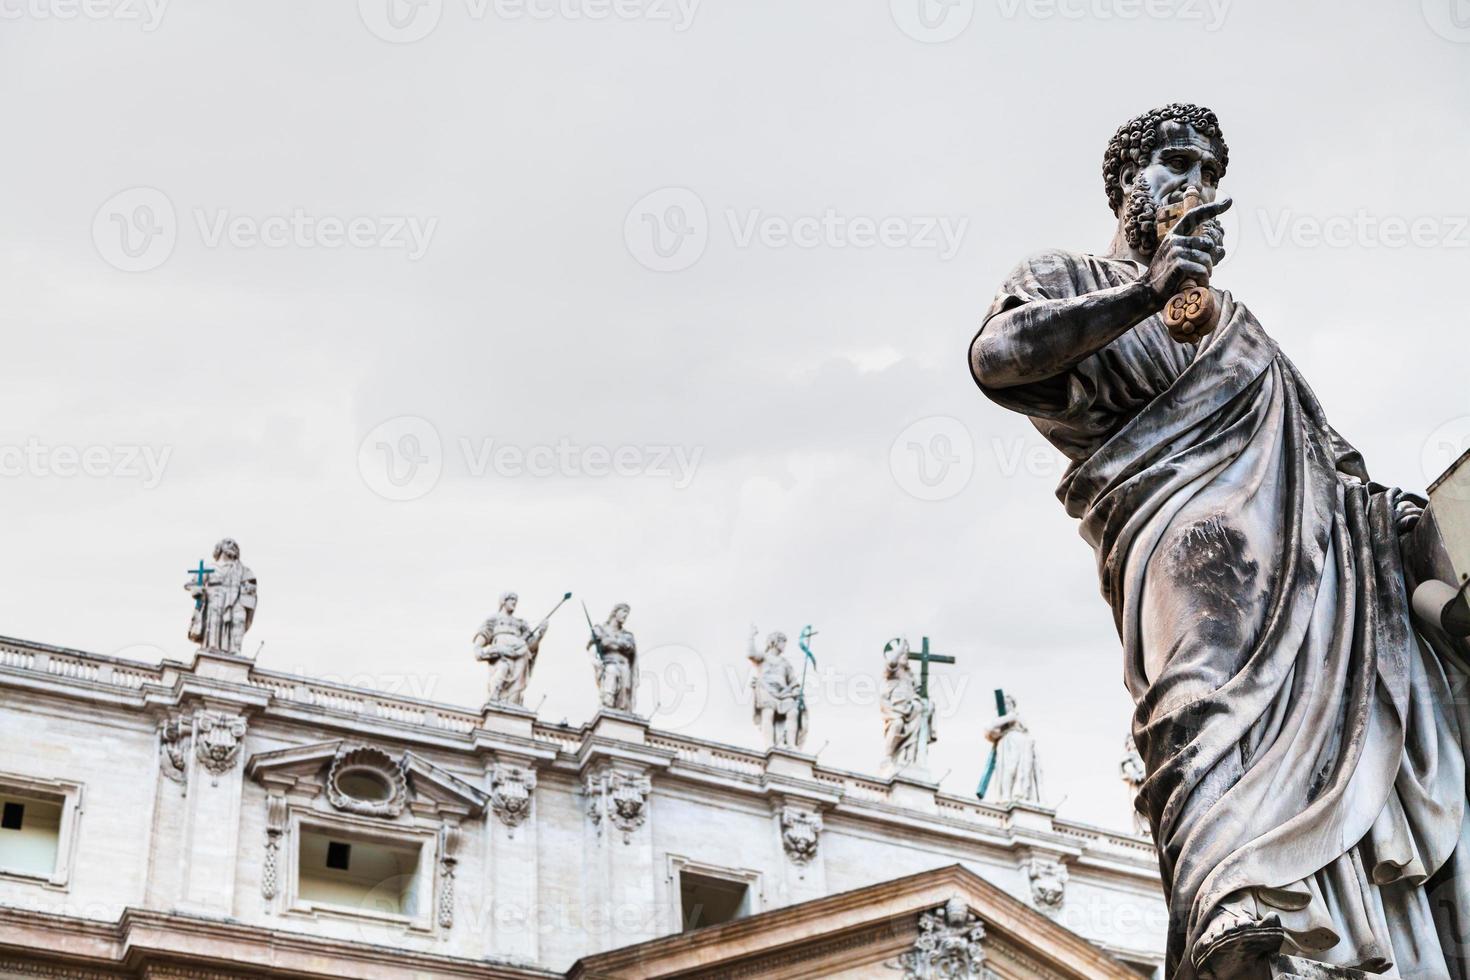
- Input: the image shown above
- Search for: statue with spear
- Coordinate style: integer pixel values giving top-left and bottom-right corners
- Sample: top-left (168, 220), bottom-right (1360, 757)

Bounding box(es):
top-left (473, 590), bottom-right (571, 706)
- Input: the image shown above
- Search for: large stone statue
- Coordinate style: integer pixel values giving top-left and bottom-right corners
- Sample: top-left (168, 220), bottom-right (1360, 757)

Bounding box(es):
top-left (984, 694), bottom-right (1042, 806)
top-left (747, 627), bottom-right (808, 750)
top-left (472, 592), bottom-right (548, 706)
top-left (880, 637), bottom-right (936, 774)
top-left (185, 538), bottom-right (257, 656)
top-left (970, 103), bottom-right (1470, 979)
top-left (1119, 733), bottom-right (1149, 837)
top-left (588, 602), bottom-right (638, 712)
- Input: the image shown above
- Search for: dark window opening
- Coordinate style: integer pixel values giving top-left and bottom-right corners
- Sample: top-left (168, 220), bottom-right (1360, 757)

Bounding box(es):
top-left (0, 802), bottom-right (22, 831)
top-left (325, 841), bottom-right (351, 870)
top-left (679, 871), bottom-right (749, 931)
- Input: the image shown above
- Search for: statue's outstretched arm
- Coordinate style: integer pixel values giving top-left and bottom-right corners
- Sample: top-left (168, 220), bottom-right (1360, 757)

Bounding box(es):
top-left (970, 279), bottom-right (1159, 390)
top-left (972, 206), bottom-right (1227, 389)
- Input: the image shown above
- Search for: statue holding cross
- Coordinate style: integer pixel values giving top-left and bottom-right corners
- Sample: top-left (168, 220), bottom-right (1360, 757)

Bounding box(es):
top-left (879, 636), bottom-right (950, 776)
top-left (979, 690), bottom-right (1043, 806)
top-left (184, 538), bottom-right (257, 657)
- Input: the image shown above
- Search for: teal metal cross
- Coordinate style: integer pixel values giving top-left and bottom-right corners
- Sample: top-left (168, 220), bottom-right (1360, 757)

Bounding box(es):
top-left (977, 687), bottom-right (1007, 800)
top-left (187, 560), bottom-right (214, 609)
top-left (907, 636), bottom-right (954, 701)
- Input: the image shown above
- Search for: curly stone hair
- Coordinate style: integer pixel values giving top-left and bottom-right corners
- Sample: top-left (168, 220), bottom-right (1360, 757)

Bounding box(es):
top-left (1102, 103), bottom-right (1229, 215)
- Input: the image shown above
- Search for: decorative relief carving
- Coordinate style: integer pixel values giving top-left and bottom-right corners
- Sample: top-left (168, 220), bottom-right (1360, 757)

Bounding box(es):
top-left (1025, 856), bottom-right (1068, 917)
top-left (438, 823), bottom-right (461, 929)
top-left (193, 711), bottom-right (247, 783)
top-left (892, 898), bottom-right (988, 980)
top-left (261, 793), bottom-right (288, 901)
top-left (489, 764), bottom-right (537, 835)
top-left (585, 766), bottom-right (651, 843)
top-left (325, 745), bottom-right (407, 818)
top-left (158, 717), bottom-right (189, 785)
top-left (779, 805), bottom-right (821, 865)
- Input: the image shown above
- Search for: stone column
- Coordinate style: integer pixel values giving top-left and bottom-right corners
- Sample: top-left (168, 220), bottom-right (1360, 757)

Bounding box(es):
top-left (485, 755), bottom-right (541, 963)
top-left (472, 704), bottom-right (558, 964)
top-left (176, 703), bottom-right (249, 916)
top-left (576, 711), bottom-right (670, 950)
top-left (170, 650), bottom-right (265, 918)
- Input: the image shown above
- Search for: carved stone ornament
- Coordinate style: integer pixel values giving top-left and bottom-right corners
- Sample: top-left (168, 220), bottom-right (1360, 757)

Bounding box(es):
top-left (261, 793), bottom-right (288, 901)
top-left (438, 823), bottom-right (461, 929)
top-left (325, 745), bottom-right (408, 818)
top-left (779, 805), bottom-right (822, 865)
top-left (490, 764), bottom-right (537, 834)
top-left (1026, 856), bottom-right (1068, 917)
top-left (193, 711), bottom-right (247, 782)
top-left (585, 767), bottom-right (651, 843)
top-left (892, 898), bottom-right (988, 980)
top-left (159, 716), bottom-right (189, 784)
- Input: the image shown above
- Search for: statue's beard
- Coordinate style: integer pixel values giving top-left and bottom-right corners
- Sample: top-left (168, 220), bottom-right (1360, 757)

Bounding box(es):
top-left (1123, 175), bottom-right (1226, 260)
top-left (1124, 173), bottom-right (1162, 256)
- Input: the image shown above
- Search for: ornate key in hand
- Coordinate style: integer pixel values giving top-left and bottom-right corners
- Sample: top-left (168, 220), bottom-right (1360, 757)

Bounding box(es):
top-left (1154, 190), bottom-right (1224, 344)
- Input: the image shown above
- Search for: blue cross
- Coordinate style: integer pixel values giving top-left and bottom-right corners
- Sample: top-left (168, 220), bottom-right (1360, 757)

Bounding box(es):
top-left (187, 560), bottom-right (214, 609)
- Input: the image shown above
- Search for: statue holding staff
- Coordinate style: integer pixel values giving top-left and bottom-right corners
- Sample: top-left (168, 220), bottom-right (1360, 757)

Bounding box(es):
top-left (586, 601), bottom-right (638, 712)
top-left (473, 591), bottom-right (570, 706)
top-left (747, 626), bottom-right (808, 750)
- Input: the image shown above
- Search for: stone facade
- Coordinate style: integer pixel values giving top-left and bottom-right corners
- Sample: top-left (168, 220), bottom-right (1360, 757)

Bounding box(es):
top-left (0, 635), bottom-right (1166, 977)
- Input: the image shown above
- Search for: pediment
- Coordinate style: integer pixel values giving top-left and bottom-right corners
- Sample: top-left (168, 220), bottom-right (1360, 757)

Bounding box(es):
top-left (245, 740), bottom-right (488, 818)
top-left (568, 864), bottom-right (1146, 980)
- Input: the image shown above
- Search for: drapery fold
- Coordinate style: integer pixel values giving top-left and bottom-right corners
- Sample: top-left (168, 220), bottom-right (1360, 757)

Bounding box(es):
top-left (978, 251), bottom-right (1470, 978)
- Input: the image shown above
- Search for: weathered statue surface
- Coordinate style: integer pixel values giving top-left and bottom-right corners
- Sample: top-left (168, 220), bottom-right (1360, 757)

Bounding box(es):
top-left (589, 602), bottom-right (638, 712)
top-left (970, 103), bottom-right (1470, 979)
top-left (984, 694), bottom-right (1043, 806)
top-left (748, 627), bottom-right (808, 750)
top-left (473, 591), bottom-right (547, 706)
top-left (1120, 733), bottom-right (1149, 837)
top-left (185, 537), bottom-right (256, 656)
top-left (881, 637), bottom-right (936, 774)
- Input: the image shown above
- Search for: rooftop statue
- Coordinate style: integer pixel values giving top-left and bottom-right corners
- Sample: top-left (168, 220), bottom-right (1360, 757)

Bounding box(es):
top-left (473, 591), bottom-right (569, 706)
top-left (747, 626), bottom-right (808, 750)
top-left (586, 602), bottom-right (638, 713)
top-left (969, 103), bottom-right (1470, 979)
top-left (185, 538), bottom-right (257, 657)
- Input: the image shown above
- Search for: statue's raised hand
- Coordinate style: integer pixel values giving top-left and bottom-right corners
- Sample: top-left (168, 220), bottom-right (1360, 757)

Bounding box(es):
top-left (1144, 197), bottom-right (1232, 305)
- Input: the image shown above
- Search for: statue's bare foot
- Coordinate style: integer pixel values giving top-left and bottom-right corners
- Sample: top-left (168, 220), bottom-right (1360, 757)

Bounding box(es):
top-left (1193, 901), bottom-right (1284, 980)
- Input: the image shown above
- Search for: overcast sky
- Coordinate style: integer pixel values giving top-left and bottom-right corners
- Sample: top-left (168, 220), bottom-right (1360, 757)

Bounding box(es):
top-left (1, 0), bottom-right (1467, 832)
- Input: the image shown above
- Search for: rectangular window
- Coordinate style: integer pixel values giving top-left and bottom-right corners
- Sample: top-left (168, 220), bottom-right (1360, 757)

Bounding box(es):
top-left (298, 829), bottom-right (421, 918)
top-left (0, 793), bottom-right (62, 878)
top-left (1, 802), bottom-right (22, 830)
top-left (680, 870), bottom-right (750, 931)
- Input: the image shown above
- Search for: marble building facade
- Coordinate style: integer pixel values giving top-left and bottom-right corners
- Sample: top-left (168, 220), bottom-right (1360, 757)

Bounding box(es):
top-left (0, 636), bottom-right (1166, 978)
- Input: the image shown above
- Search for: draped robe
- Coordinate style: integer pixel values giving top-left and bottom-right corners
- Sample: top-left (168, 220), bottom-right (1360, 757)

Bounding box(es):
top-left (976, 250), bottom-right (1470, 979)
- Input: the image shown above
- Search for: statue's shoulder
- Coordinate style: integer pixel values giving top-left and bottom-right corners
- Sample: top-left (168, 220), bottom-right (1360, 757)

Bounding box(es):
top-left (994, 247), bottom-right (1104, 295)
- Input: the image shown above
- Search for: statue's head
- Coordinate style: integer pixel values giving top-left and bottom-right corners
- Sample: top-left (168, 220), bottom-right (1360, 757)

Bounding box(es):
top-left (883, 637), bottom-right (910, 659)
top-left (213, 538), bottom-right (240, 561)
top-left (610, 602), bottom-right (630, 627)
top-left (500, 591), bottom-right (518, 613)
top-left (1003, 693), bottom-right (1018, 715)
top-left (767, 631), bottom-right (787, 654)
top-left (1103, 103), bottom-right (1229, 256)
